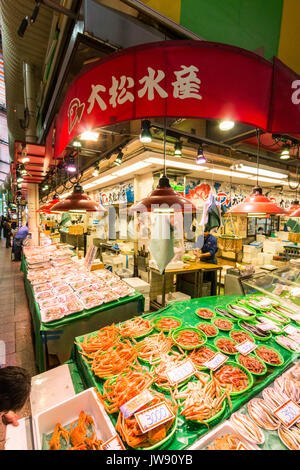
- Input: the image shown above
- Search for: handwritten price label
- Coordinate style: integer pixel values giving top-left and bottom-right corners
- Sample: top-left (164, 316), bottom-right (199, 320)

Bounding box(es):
top-left (235, 339), bottom-right (257, 356)
top-left (283, 325), bottom-right (299, 336)
top-left (101, 434), bottom-right (125, 450)
top-left (166, 358), bottom-right (196, 386)
top-left (120, 389), bottom-right (153, 418)
top-left (135, 401), bottom-right (175, 434)
top-left (273, 399), bottom-right (300, 428)
top-left (203, 352), bottom-right (228, 371)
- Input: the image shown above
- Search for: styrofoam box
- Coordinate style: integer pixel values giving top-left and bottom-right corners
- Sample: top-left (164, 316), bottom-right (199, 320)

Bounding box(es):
top-left (243, 245), bottom-right (262, 254)
top-left (124, 277), bottom-right (150, 295)
top-left (188, 421), bottom-right (260, 450)
top-left (32, 388), bottom-right (116, 450)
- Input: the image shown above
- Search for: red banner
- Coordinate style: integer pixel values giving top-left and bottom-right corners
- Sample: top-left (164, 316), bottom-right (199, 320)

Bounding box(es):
top-left (54, 40), bottom-right (300, 157)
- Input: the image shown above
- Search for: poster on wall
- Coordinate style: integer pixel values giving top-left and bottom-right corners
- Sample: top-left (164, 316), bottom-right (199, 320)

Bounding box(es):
top-left (100, 183), bottom-right (134, 205)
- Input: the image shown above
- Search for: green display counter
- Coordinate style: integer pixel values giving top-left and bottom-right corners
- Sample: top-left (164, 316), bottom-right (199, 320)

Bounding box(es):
top-left (71, 295), bottom-right (299, 450)
top-left (21, 257), bottom-right (145, 373)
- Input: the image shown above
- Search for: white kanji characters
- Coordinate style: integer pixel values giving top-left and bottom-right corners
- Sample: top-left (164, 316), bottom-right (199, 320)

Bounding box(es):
top-left (87, 84), bottom-right (107, 114)
top-left (109, 76), bottom-right (134, 108)
top-left (172, 65), bottom-right (202, 100)
top-left (138, 67), bottom-right (168, 101)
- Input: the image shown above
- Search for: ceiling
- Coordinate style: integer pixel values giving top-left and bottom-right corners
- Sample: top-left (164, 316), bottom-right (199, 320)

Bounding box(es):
top-left (0, 0), bottom-right (56, 148)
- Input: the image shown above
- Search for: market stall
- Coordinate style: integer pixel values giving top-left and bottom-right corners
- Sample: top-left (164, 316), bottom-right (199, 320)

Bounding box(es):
top-left (6, 292), bottom-right (300, 450)
top-left (21, 246), bottom-right (144, 372)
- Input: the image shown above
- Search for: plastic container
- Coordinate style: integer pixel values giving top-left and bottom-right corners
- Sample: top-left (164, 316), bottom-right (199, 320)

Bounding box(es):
top-left (214, 336), bottom-right (238, 356)
top-left (227, 302), bottom-right (257, 321)
top-left (213, 317), bottom-right (234, 331)
top-left (32, 388), bottom-right (117, 450)
top-left (238, 320), bottom-right (273, 341)
top-left (195, 308), bottom-right (216, 320)
top-left (196, 321), bottom-right (219, 338)
top-left (254, 345), bottom-right (285, 367)
top-left (212, 361), bottom-right (254, 396)
top-left (172, 327), bottom-right (207, 350)
top-left (153, 315), bottom-right (183, 332)
top-left (235, 353), bottom-right (267, 376)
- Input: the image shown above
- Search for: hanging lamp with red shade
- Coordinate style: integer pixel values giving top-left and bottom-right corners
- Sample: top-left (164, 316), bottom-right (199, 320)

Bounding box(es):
top-left (51, 146), bottom-right (107, 213)
top-left (129, 119), bottom-right (196, 214)
top-left (228, 130), bottom-right (287, 217)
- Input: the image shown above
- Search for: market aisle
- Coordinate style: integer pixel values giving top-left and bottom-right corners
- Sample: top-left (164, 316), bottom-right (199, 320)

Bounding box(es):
top-left (0, 239), bottom-right (37, 450)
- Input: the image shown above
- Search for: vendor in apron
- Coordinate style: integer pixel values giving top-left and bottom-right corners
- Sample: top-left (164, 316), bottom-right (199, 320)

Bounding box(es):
top-left (194, 224), bottom-right (218, 296)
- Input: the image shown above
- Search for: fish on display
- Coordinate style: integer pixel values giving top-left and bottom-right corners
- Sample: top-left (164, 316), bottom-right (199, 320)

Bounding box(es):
top-left (215, 308), bottom-right (237, 320)
top-left (228, 304), bottom-right (255, 318)
top-left (239, 321), bottom-right (270, 338)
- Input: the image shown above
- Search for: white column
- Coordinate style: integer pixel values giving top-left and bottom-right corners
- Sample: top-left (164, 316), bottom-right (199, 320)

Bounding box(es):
top-left (27, 183), bottom-right (39, 245)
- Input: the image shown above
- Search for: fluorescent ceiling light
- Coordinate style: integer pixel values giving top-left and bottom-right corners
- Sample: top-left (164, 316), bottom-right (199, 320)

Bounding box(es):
top-left (249, 176), bottom-right (289, 186)
top-left (112, 161), bottom-right (152, 177)
top-left (80, 131), bottom-right (99, 141)
top-left (145, 157), bottom-right (208, 172)
top-left (205, 168), bottom-right (252, 178)
top-left (234, 164), bottom-right (288, 179)
top-left (82, 175), bottom-right (116, 190)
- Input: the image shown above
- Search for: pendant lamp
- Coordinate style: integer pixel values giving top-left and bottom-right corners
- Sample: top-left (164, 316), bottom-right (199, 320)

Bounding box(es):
top-left (129, 120), bottom-right (196, 214)
top-left (51, 183), bottom-right (106, 213)
top-left (228, 186), bottom-right (287, 217)
top-left (287, 200), bottom-right (300, 217)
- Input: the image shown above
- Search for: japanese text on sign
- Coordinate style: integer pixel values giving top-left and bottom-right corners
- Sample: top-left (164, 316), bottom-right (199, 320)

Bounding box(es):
top-left (235, 340), bottom-right (257, 356)
top-left (120, 389), bottom-right (153, 418)
top-left (273, 400), bottom-right (300, 428)
top-left (166, 359), bottom-right (196, 386)
top-left (203, 352), bottom-right (228, 371)
top-left (135, 402), bottom-right (175, 434)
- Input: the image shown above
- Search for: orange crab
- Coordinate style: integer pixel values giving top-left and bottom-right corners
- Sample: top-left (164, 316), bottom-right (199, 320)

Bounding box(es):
top-left (49, 423), bottom-right (70, 450)
top-left (69, 411), bottom-right (96, 447)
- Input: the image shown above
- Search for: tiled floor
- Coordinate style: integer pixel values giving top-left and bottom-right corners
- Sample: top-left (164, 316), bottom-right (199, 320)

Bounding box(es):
top-left (0, 239), bottom-right (37, 450)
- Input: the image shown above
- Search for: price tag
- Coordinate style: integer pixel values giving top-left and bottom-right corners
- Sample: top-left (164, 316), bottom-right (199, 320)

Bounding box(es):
top-left (120, 389), bottom-right (153, 418)
top-left (235, 339), bottom-right (257, 356)
top-left (283, 325), bottom-right (299, 336)
top-left (273, 399), bottom-right (300, 428)
top-left (203, 352), bottom-right (228, 371)
top-left (101, 434), bottom-right (125, 450)
top-left (236, 442), bottom-right (250, 450)
top-left (166, 358), bottom-right (196, 386)
top-left (135, 401), bottom-right (175, 434)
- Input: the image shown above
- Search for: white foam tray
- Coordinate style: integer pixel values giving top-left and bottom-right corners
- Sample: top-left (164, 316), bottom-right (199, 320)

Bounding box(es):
top-left (188, 421), bottom-right (260, 450)
top-left (32, 387), bottom-right (117, 450)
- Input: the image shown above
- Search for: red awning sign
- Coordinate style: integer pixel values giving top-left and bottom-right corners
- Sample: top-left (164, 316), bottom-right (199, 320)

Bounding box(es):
top-left (54, 40), bottom-right (300, 157)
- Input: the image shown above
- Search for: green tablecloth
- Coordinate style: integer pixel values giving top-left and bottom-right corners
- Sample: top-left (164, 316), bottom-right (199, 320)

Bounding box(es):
top-left (22, 257), bottom-right (144, 372)
top-left (72, 295), bottom-right (299, 450)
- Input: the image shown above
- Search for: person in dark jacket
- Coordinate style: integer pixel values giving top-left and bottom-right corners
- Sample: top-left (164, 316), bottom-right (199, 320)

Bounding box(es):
top-left (3, 218), bottom-right (12, 248)
top-left (194, 224), bottom-right (219, 296)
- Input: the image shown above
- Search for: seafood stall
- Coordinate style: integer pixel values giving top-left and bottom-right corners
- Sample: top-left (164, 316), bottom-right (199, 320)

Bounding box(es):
top-left (6, 293), bottom-right (300, 450)
top-left (21, 245), bottom-right (144, 372)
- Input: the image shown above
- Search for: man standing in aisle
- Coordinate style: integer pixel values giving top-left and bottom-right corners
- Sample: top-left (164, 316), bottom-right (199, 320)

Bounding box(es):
top-left (3, 218), bottom-right (11, 248)
top-left (194, 224), bottom-right (218, 296)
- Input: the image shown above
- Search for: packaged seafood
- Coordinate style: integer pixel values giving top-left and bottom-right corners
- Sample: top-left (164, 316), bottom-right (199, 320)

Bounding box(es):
top-left (278, 424), bottom-right (300, 450)
top-left (247, 398), bottom-right (281, 430)
top-left (275, 335), bottom-right (300, 352)
top-left (40, 306), bottom-right (65, 323)
top-left (154, 316), bottom-right (182, 332)
top-left (54, 285), bottom-right (74, 296)
top-left (230, 412), bottom-right (265, 445)
top-left (213, 362), bottom-right (252, 394)
top-left (255, 346), bottom-right (283, 366)
top-left (33, 283), bottom-right (53, 294)
top-left (213, 318), bottom-right (233, 331)
top-left (32, 388), bottom-right (117, 450)
top-left (36, 290), bottom-right (55, 302)
top-left (79, 294), bottom-right (104, 310)
top-left (196, 308), bottom-right (215, 319)
top-left (172, 328), bottom-right (206, 350)
top-left (197, 322), bottom-right (218, 337)
top-left (188, 422), bottom-right (260, 450)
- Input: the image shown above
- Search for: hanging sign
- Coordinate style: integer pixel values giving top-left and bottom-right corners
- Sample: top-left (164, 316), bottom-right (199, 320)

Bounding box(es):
top-left (54, 40), bottom-right (285, 157)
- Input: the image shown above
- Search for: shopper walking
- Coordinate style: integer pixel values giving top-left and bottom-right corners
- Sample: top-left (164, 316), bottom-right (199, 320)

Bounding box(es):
top-left (0, 366), bottom-right (31, 427)
top-left (0, 215), bottom-right (3, 239)
top-left (3, 217), bottom-right (12, 248)
top-left (14, 221), bottom-right (29, 262)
